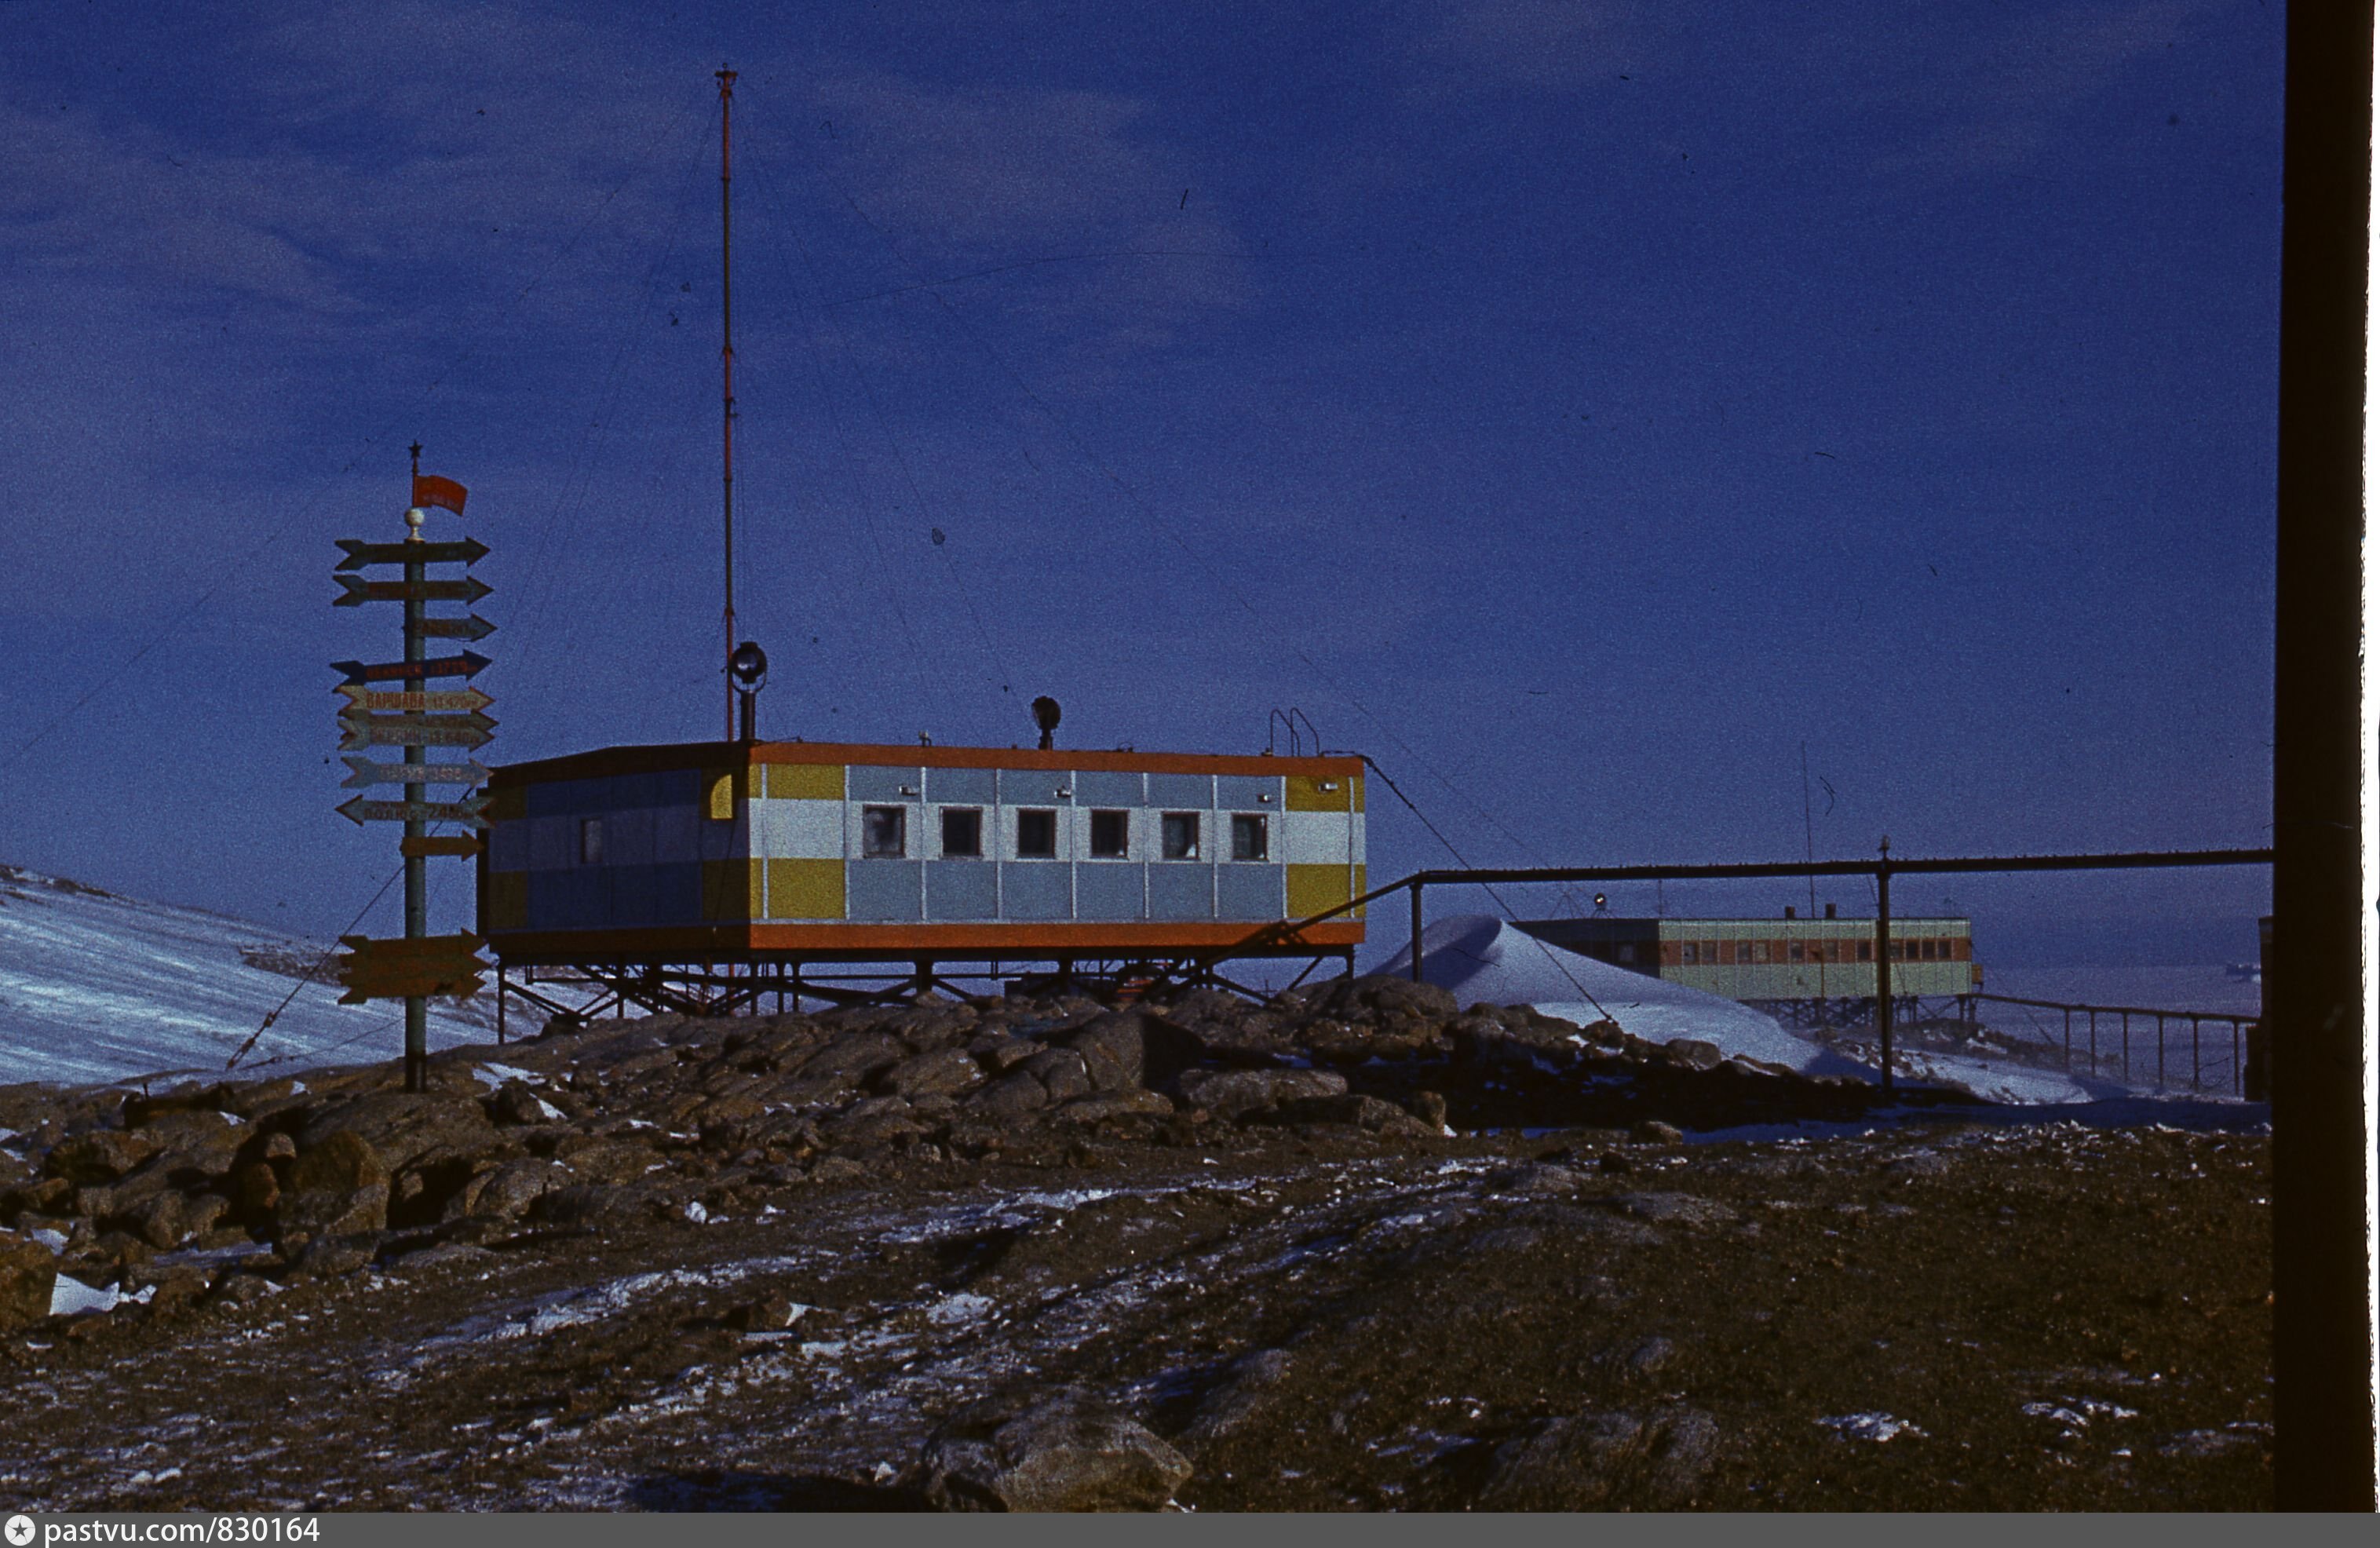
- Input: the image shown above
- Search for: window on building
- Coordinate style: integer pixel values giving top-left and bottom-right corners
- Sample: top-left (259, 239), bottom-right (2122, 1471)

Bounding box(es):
top-left (1749, 941), bottom-right (1767, 963)
top-left (1161, 812), bottom-right (1200, 860)
top-left (1017, 809), bottom-right (1058, 859)
top-left (862, 805), bottom-right (906, 859)
top-left (1857, 940), bottom-right (1873, 962)
top-left (579, 816), bottom-right (603, 866)
top-left (1231, 812), bottom-right (1268, 861)
top-left (1788, 943), bottom-right (1804, 963)
top-left (941, 808), bottom-right (983, 859)
top-left (1681, 942), bottom-right (1699, 965)
top-left (1921, 939), bottom-right (1936, 960)
top-left (1090, 809), bottom-right (1130, 859)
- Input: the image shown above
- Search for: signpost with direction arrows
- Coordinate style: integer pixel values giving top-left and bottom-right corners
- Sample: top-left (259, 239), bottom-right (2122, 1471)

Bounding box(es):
top-left (332, 455), bottom-right (494, 1093)
top-left (336, 933), bottom-right (487, 1004)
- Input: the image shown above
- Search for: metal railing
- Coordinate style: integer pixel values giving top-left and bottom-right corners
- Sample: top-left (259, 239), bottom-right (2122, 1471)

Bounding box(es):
top-left (1259, 845), bottom-right (2273, 1092)
top-left (1958, 991), bottom-right (2261, 1096)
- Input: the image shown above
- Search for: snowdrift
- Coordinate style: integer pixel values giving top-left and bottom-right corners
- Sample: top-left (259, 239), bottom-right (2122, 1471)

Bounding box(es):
top-left (0, 864), bottom-right (496, 1086)
top-left (1373, 915), bottom-right (2128, 1104)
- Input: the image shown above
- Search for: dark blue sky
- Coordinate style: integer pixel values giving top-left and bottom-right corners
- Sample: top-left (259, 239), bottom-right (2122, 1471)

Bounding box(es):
top-left (0, 1), bottom-right (2280, 960)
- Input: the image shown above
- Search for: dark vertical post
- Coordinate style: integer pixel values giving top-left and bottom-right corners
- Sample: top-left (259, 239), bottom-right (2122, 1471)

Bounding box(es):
top-left (717, 65), bottom-right (739, 742)
top-left (1872, 842), bottom-right (1892, 1093)
top-left (2272, 0), bottom-right (2376, 1505)
top-left (401, 494), bottom-right (428, 1093)
top-left (495, 962), bottom-right (506, 1046)
top-left (2064, 1006), bottom-right (2072, 1072)
top-left (1409, 879), bottom-right (1424, 982)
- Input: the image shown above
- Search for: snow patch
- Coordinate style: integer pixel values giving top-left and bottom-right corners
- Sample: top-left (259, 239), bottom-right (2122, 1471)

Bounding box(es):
top-left (1820, 1412), bottom-right (1926, 1443)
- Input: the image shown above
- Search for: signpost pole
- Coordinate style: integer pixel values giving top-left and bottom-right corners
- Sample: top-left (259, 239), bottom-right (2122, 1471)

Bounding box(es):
top-left (403, 495), bottom-right (429, 1093)
top-left (1872, 838), bottom-right (1893, 1094)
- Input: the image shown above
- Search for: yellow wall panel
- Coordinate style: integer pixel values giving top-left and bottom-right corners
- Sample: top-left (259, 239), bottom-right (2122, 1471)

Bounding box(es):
top-left (766, 858), bottom-right (845, 920)
top-left (765, 762), bottom-right (845, 800)
top-left (1287, 863), bottom-right (1354, 918)
top-left (1286, 775), bottom-right (1353, 812)
top-left (705, 770), bottom-right (742, 820)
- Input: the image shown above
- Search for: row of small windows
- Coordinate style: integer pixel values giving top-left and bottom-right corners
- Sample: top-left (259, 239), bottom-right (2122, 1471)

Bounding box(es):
top-left (1657, 938), bottom-right (1962, 966)
top-left (862, 807), bottom-right (1270, 863)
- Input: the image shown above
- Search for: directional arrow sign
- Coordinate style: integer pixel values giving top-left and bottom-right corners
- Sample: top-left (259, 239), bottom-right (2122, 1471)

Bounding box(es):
top-left (335, 932), bottom-right (486, 1002)
top-left (333, 575), bottom-right (493, 607)
top-left (335, 685), bottom-right (493, 713)
top-left (414, 613), bottom-right (497, 641)
top-left (341, 756), bottom-right (489, 789)
top-left (330, 652), bottom-right (491, 686)
top-left (338, 710), bottom-right (496, 750)
top-left (335, 536), bottom-right (489, 570)
top-left (334, 793), bottom-right (491, 827)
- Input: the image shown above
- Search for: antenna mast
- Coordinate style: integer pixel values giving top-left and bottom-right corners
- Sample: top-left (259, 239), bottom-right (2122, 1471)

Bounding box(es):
top-left (717, 64), bottom-right (738, 740)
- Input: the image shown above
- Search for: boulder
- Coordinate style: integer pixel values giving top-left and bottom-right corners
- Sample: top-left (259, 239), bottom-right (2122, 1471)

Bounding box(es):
top-left (965, 1073), bottom-right (1049, 1119)
top-left (288, 1131), bottom-right (388, 1194)
top-left (277, 1132), bottom-right (392, 1239)
top-left (1053, 1091), bottom-right (1176, 1125)
top-left (1476, 1405), bottom-right (1720, 1510)
top-left (1020, 1049), bottom-right (1092, 1104)
top-left (967, 1037), bottom-right (1042, 1075)
top-left (906, 1389), bottom-right (1191, 1512)
top-left (0, 1231), bottom-right (57, 1332)
top-left (1309, 973), bottom-right (1458, 1024)
top-left (1, 1177), bottom-right (74, 1224)
top-left (453, 1159), bottom-right (575, 1221)
top-left (794, 1031), bottom-right (910, 1086)
top-left (1174, 1068), bottom-right (1348, 1117)
top-left (1663, 1039), bottom-right (1725, 1072)
top-left (1052, 1011), bottom-right (1204, 1094)
top-left (119, 1190), bottom-right (228, 1251)
top-left (1261, 1093), bottom-right (1439, 1137)
top-left (43, 1130), bottom-right (159, 1185)
top-left (298, 1094), bottom-right (499, 1175)
top-left (489, 1082), bottom-right (564, 1126)
top-left (878, 1049), bottom-right (985, 1101)
top-left (277, 1182), bottom-right (389, 1241)
top-left (230, 1162), bottom-right (280, 1222)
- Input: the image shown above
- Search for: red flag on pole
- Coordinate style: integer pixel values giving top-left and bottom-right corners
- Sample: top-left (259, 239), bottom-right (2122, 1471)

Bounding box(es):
top-left (412, 475), bottom-right (469, 514)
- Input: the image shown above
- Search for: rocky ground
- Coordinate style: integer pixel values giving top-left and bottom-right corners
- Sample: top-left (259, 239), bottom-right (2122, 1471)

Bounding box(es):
top-left (0, 977), bottom-right (2272, 1511)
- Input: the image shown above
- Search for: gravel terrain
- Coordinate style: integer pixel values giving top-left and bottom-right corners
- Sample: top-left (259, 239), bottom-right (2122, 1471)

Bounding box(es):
top-left (0, 979), bottom-right (2272, 1511)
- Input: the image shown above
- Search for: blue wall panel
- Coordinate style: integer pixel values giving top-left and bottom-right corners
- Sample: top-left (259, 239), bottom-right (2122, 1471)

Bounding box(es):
top-left (849, 860), bottom-right (923, 922)
top-left (925, 766), bottom-right (997, 805)
top-left (1148, 772), bottom-right (1214, 809)
top-left (998, 769), bottom-right (1073, 805)
top-left (848, 765), bottom-right (922, 801)
top-left (1217, 775), bottom-right (1279, 811)
top-left (926, 861), bottom-right (999, 920)
top-left (1217, 864), bottom-right (1284, 922)
top-left (1075, 863), bottom-right (1144, 921)
top-left (1001, 863), bottom-right (1070, 920)
top-left (1148, 864), bottom-right (1214, 921)
top-left (1074, 770), bottom-right (1144, 808)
